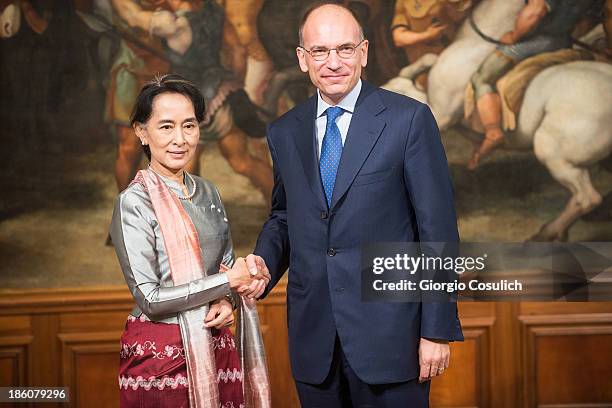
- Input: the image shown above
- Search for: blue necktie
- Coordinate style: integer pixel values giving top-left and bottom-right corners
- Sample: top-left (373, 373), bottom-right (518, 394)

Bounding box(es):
top-left (320, 106), bottom-right (344, 207)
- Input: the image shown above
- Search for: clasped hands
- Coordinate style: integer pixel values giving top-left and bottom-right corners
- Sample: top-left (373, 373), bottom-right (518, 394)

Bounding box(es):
top-left (226, 254), bottom-right (271, 299)
top-left (205, 255), bottom-right (270, 329)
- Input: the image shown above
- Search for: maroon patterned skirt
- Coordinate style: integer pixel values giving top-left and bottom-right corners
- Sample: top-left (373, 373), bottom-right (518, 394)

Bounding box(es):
top-left (118, 316), bottom-right (244, 407)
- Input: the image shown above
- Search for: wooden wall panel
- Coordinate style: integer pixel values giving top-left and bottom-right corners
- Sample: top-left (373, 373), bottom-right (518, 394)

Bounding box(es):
top-left (491, 303), bottom-right (523, 408)
top-left (0, 315), bottom-right (32, 390)
top-left (520, 312), bottom-right (612, 408)
top-left (58, 332), bottom-right (123, 408)
top-left (0, 287), bottom-right (611, 408)
top-left (0, 336), bottom-right (31, 387)
top-left (0, 288), bottom-right (132, 408)
top-left (60, 311), bottom-right (129, 333)
top-left (430, 304), bottom-right (495, 408)
top-left (73, 350), bottom-right (120, 408)
top-left (430, 329), bottom-right (481, 408)
top-left (536, 332), bottom-right (612, 406)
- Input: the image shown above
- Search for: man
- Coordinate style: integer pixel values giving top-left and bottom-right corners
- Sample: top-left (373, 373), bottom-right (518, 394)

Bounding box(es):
top-left (468, 0), bottom-right (600, 170)
top-left (391, 0), bottom-right (473, 89)
top-left (244, 2), bottom-right (463, 406)
top-left (222, 0), bottom-right (274, 107)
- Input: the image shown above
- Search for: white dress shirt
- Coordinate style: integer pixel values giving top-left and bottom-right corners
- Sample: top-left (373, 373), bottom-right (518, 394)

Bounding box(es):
top-left (315, 79), bottom-right (362, 158)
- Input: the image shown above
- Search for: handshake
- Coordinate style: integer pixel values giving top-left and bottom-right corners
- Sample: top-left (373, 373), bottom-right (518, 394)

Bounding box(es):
top-left (225, 254), bottom-right (271, 299)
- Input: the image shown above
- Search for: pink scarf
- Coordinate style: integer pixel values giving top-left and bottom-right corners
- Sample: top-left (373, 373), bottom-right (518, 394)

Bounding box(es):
top-left (132, 169), bottom-right (271, 408)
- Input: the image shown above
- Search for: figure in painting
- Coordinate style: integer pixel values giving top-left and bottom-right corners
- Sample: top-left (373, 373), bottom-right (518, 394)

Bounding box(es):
top-left (391, 0), bottom-right (473, 89)
top-left (468, 0), bottom-right (603, 170)
top-left (107, 0), bottom-right (173, 196)
top-left (218, 0), bottom-right (275, 183)
top-left (107, 0), bottom-right (273, 216)
top-left (221, 0), bottom-right (273, 107)
top-left (155, 0), bottom-right (274, 199)
top-left (1, 1), bottom-right (93, 153)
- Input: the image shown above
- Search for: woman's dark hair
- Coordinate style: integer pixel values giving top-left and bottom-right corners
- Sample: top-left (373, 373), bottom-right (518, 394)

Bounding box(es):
top-left (130, 74), bottom-right (205, 160)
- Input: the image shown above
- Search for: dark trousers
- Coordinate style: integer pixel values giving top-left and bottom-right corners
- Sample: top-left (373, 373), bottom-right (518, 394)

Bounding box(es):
top-left (295, 337), bottom-right (430, 408)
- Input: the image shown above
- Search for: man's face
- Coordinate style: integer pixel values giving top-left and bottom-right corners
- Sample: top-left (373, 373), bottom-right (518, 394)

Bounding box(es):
top-left (297, 6), bottom-right (368, 104)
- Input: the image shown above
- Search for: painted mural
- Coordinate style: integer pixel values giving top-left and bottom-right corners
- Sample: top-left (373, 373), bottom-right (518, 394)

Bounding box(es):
top-left (1, 0), bottom-right (611, 288)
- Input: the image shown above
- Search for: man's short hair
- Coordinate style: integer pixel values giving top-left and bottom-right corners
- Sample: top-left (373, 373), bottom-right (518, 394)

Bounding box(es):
top-left (298, 1), bottom-right (365, 46)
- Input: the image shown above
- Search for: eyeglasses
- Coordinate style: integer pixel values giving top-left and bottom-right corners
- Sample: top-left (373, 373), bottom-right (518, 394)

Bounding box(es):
top-left (299, 40), bottom-right (366, 61)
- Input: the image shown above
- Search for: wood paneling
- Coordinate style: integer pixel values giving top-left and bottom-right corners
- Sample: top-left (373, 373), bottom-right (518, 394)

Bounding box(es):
top-left (58, 332), bottom-right (123, 408)
top-left (520, 313), bottom-right (612, 408)
top-left (0, 287), bottom-right (611, 408)
top-left (430, 328), bottom-right (485, 408)
top-left (0, 336), bottom-right (31, 387)
top-left (536, 333), bottom-right (612, 405)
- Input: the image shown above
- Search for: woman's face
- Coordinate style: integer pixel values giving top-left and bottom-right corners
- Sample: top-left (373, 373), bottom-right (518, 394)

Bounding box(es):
top-left (135, 92), bottom-right (200, 175)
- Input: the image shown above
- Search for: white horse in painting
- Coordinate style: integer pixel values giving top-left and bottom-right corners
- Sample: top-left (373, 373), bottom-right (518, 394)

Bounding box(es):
top-left (383, 0), bottom-right (612, 241)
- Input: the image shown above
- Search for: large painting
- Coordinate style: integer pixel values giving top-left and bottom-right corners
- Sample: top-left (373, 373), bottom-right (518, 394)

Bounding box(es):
top-left (1, 0), bottom-right (611, 289)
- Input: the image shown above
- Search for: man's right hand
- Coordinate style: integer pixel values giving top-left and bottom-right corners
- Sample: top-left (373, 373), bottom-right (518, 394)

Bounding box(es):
top-left (226, 257), bottom-right (266, 290)
top-left (237, 254), bottom-right (271, 299)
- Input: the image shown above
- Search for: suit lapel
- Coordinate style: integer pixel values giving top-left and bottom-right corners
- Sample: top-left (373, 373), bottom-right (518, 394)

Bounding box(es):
top-left (292, 95), bottom-right (327, 208)
top-left (290, 82), bottom-right (387, 210)
top-left (331, 82), bottom-right (387, 209)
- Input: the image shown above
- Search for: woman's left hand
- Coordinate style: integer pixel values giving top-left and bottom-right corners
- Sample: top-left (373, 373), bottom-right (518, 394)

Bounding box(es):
top-left (204, 298), bottom-right (234, 329)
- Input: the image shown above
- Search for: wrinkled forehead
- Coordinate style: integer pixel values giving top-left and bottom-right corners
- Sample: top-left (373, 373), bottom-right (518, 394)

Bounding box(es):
top-left (302, 7), bottom-right (361, 48)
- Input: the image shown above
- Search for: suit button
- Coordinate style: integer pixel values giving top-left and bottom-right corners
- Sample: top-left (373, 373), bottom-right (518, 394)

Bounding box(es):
top-left (327, 248), bottom-right (336, 257)
top-left (321, 211), bottom-right (328, 220)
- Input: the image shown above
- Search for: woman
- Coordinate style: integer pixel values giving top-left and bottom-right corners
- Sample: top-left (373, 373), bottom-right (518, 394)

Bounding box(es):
top-left (110, 74), bottom-right (271, 407)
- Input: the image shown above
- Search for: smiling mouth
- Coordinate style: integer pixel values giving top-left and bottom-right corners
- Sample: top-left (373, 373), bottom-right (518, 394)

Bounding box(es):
top-left (169, 151), bottom-right (187, 156)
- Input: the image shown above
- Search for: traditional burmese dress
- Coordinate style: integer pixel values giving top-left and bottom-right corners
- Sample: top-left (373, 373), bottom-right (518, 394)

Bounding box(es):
top-left (110, 169), bottom-right (270, 408)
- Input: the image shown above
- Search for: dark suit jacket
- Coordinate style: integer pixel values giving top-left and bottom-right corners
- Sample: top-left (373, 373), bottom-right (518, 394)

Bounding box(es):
top-left (254, 81), bottom-right (463, 385)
